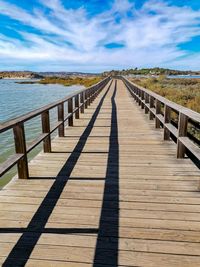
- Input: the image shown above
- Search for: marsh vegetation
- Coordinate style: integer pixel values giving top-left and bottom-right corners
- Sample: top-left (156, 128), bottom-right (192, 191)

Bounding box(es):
top-left (17, 76), bottom-right (102, 87)
top-left (130, 76), bottom-right (200, 145)
top-left (130, 76), bottom-right (200, 113)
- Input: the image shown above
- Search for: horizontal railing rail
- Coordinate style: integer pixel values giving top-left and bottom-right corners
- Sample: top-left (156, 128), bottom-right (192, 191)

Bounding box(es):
top-left (121, 76), bottom-right (200, 165)
top-left (0, 77), bottom-right (111, 179)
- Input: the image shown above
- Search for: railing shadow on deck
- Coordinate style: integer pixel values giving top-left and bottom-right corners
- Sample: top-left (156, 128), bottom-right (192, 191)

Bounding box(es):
top-left (93, 80), bottom-right (119, 266)
top-left (0, 80), bottom-right (119, 266)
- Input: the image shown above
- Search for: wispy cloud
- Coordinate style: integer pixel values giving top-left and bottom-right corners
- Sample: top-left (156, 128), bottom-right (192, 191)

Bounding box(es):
top-left (0, 0), bottom-right (200, 71)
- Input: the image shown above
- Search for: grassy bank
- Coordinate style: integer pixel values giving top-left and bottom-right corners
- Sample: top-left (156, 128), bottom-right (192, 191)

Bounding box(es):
top-left (17, 76), bottom-right (102, 87)
top-left (130, 76), bottom-right (200, 113)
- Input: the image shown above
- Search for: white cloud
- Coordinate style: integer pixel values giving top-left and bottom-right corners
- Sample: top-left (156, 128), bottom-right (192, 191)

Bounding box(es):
top-left (0, 0), bottom-right (200, 71)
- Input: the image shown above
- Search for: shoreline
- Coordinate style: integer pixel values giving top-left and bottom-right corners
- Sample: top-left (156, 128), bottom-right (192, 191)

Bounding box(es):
top-left (15, 76), bottom-right (102, 87)
top-left (1, 77), bottom-right (37, 80)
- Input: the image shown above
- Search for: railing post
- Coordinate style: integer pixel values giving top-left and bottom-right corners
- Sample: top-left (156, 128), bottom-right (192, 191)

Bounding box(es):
top-left (80, 92), bottom-right (84, 113)
top-left (130, 85), bottom-right (135, 100)
top-left (58, 103), bottom-right (64, 137)
top-left (177, 113), bottom-right (188, 158)
top-left (137, 89), bottom-right (141, 105)
top-left (145, 93), bottom-right (149, 114)
top-left (135, 88), bottom-right (139, 103)
top-left (149, 96), bottom-right (154, 120)
top-left (164, 105), bottom-right (171, 140)
top-left (93, 86), bottom-right (98, 101)
top-left (85, 91), bottom-right (88, 109)
top-left (90, 87), bottom-right (95, 102)
top-left (155, 99), bottom-right (161, 128)
top-left (13, 123), bottom-right (29, 179)
top-left (134, 87), bottom-right (138, 101)
top-left (41, 111), bottom-right (51, 152)
top-left (89, 89), bottom-right (92, 104)
top-left (96, 85), bottom-right (99, 98)
top-left (75, 94), bottom-right (80, 119)
top-left (68, 97), bottom-right (73, 126)
top-left (88, 89), bottom-right (91, 106)
top-left (141, 91), bottom-right (145, 109)
top-left (97, 83), bottom-right (102, 95)
top-left (136, 88), bottom-right (139, 103)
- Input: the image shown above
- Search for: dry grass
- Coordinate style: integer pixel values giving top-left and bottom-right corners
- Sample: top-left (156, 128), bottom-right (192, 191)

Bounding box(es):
top-left (131, 77), bottom-right (200, 113)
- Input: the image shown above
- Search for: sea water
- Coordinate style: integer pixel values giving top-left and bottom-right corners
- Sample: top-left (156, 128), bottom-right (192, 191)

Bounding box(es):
top-left (0, 79), bottom-right (83, 187)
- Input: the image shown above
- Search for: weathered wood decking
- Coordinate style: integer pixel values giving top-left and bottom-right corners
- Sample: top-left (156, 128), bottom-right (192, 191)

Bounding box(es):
top-left (1, 79), bottom-right (200, 266)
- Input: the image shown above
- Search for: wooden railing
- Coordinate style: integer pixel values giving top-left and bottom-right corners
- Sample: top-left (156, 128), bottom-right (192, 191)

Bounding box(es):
top-left (0, 77), bottom-right (110, 179)
top-left (122, 76), bottom-right (200, 165)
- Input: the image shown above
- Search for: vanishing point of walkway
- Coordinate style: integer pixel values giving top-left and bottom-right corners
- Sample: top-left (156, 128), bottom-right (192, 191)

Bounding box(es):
top-left (1, 79), bottom-right (200, 266)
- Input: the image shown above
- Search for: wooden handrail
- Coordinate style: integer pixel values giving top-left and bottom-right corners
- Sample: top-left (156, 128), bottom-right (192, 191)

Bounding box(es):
top-left (0, 77), bottom-right (111, 179)
top-left (0, 78), bottom-right (109, 133)
top-left (122, 76), bottom-right (200, 123)
top-left (121, 76), bottom-right (200, 163)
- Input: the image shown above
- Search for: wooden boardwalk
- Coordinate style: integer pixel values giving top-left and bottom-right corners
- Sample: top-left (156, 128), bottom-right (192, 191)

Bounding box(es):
top-left (1, 79), bottom-right (200, 266)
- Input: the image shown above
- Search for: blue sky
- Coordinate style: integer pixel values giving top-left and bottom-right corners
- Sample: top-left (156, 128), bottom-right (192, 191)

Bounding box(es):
top-left (0, 0), bottom-right (200, 72)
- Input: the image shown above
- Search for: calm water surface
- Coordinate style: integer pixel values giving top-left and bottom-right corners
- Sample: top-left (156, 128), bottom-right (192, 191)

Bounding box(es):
top-left (168, 75), bottom-right (200, 79)
top-left (0, 79), bottom-right (83, 187)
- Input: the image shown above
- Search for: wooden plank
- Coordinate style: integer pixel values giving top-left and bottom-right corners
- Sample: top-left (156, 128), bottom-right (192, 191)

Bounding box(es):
top-left (2, 243), bottom-right (200, 267)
